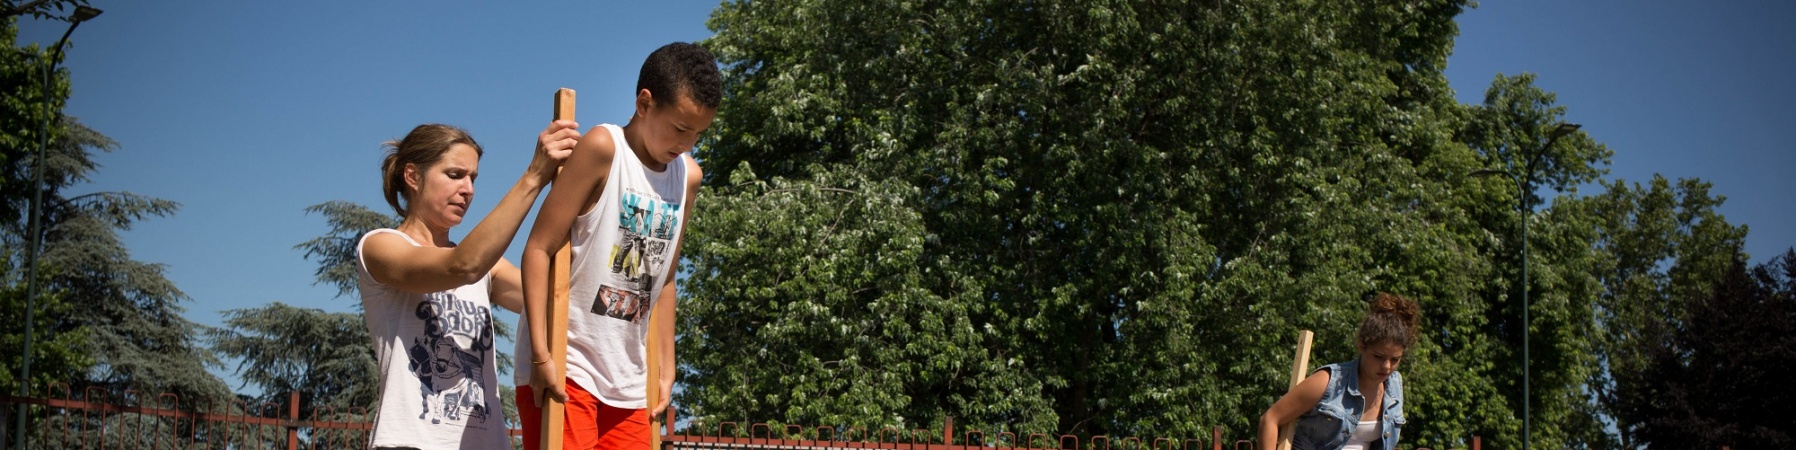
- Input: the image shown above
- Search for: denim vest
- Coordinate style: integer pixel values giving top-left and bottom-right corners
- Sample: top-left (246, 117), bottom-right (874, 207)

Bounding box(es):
top-left (1290, 360), bottom-right (1404, 450)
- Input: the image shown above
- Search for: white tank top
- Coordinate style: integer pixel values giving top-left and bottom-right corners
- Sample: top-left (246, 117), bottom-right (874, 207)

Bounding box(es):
top-left (1341, 420), bottom-right (1379, 450)
top-left (357, 229), bottom-right (509, 450)
top-left (515, 124), bottom-right (689, 409)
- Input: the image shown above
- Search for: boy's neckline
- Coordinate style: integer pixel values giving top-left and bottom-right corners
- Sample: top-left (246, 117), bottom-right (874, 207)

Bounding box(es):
top-left (620, 122), bottom-right (671, 173)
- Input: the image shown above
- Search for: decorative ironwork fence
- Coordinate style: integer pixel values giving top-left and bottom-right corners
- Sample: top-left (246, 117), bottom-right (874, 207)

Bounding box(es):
top-left (3, 383), bottom-right (1498, 450)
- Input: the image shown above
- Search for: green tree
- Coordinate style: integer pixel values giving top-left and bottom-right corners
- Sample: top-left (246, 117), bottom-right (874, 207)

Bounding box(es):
top-left (1458, 72), bottom-right (1618, 449)
top-left (1617, 250), bottom-right (1796, 449)
top-left (3, 19), bottom-right (96, 398)
top-left (678, 2), bottom-right (1611, 449)
top-left (207, 302), bottom-right (377, 411)
top-left (678, 166), bottom-right (1033, 431)
top-left (0, 248), bottom-right (84, 394)
top-left (597, 2), bottom-right (1751, 449)
top-left (203, 201), bottom-right (397, 450)
top-left (1574, 175), bottom-right (1747, 449)
top-left (3, 17), bottom-right (228, 448)
top-left (294, 200), bottom-right (401, 297)
top-left (2, 19), bottom-right (226, 404)
top-left (210, 201), bottom-right (393, 410)
top-left (0, 1), bottom-right (92, 21)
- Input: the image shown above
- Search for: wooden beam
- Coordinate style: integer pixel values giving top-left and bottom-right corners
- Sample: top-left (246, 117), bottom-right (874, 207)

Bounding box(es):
top-left (1277, 330), bottom-right (1314, 450)
top-left (648, 311), bottom-right (664, 449)
top-left (539, 87), bottom-right (576, 450)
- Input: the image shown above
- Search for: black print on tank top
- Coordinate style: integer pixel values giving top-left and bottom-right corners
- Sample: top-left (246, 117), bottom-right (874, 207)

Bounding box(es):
top-left (594, 189), bottom-right (680, 324)
top-left (405, 292), bottom-right (494, 425)
top-left (593, 285), bottom-right (651, 323)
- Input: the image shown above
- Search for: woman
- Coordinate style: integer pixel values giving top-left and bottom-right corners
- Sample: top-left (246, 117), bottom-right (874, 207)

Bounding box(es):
top-left (356, 121), bottom-right (578, 449)
top-left (1259, 293), bottom-right (1419, 450)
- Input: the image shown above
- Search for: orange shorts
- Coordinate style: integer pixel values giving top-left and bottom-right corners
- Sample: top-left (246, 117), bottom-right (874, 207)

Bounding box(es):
top-left (518, 380), bottom-right (650, 450)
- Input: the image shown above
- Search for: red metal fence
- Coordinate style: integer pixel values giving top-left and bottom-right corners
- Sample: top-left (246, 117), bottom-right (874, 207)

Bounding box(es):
top-left (661, 407), bottom-right (1481, 450)
top-left (3, 383), bottom-right (1491, 450)
top-left (2, 384), bottom-right (378, 449)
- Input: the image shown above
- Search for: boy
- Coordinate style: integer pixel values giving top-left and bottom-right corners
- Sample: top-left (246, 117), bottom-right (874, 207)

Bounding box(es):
top-left (516, 42), bottom-right (721, 450)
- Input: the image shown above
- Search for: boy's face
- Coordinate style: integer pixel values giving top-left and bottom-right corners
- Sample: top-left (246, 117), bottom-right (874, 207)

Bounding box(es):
top-left (635, 88), bottom-right (716, 167)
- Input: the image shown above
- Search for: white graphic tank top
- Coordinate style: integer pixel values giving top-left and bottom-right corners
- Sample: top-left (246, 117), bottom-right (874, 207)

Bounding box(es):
top-left (515, 123), bottom-right (688, 409)
top-left (357, 229), bottom-right (508, 450)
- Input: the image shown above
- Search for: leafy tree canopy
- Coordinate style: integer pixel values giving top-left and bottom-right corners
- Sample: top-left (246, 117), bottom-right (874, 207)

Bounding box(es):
top-left (2, 21), bottom-right (226, 404)
top-left (1616, 250), bottom-right (1796, 449)
top-left (677, 1), bottom-right (1751, 449)
top-left (0, 0), bottom-right (93, 21)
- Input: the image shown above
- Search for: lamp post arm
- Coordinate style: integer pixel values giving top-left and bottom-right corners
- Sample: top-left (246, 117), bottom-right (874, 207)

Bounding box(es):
top-left (1517, 125), bottom-right (1577, 211)
top-left (50, 21), bottom-right (81, 62)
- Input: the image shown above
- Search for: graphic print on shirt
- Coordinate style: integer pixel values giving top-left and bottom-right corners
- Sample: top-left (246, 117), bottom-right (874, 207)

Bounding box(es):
top-left (405, 291), bottom-right (494, 426)
top-left (592, 188), bottom-right (681, 324)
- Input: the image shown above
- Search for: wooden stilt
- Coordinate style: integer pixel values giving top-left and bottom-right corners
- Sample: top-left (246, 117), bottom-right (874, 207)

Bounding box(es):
top-left (647, 314), bottom-right (664, 449)
top-left (539, 87), bottom-right (576, 450)
top-left (1277, 330), bottom-right (1314, 450)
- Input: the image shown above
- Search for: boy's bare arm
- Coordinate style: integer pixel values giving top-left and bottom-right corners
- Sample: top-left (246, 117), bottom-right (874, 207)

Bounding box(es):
top-left (522, 127), bottom-right (617, 399)
top-left (651, 156), bottom-right (702, 416)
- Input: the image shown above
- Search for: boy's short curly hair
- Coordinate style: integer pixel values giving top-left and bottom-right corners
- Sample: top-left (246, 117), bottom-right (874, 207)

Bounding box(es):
top-left (638, 42), bottom-right (721, 110)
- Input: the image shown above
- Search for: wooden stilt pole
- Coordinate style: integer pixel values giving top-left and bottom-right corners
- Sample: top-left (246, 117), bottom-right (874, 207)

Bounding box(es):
top-left (1277, 330), bottom-right (1314, 450)
top-left (539, 87), bottom-right (576, 450)
top-left (647, 316), bottom-right (664, 449)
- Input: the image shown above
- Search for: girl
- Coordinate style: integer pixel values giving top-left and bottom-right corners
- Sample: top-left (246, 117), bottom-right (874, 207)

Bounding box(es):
top-left (1260, 293), bottom-right (1420, 450)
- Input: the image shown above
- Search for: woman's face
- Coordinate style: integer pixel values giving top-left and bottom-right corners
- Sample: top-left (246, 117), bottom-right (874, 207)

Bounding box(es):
top-left (405, 143), bottom-right (480, 230)
top-left (1359, 341), bottom-right (1407, 384)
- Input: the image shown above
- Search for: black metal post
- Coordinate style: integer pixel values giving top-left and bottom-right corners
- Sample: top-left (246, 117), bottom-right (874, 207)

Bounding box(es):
top-left (1471, 122), bottom-right (1578, 450)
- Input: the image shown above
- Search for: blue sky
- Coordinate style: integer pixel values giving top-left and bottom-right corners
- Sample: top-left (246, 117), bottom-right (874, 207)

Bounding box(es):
top-left (18, 1), bottom-right (721, 394)
top-left (1446, 1), bottom-right (1795, 265)
top-left (18, 1), bottom-right (1793, 395)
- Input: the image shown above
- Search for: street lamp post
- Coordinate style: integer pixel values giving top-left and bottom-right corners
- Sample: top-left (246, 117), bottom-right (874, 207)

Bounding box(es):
top-left (1471, 122), bottom-right (1580, 450)
top-left (14, 6), bottom-right (103, 449)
